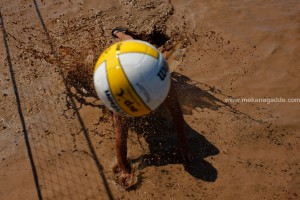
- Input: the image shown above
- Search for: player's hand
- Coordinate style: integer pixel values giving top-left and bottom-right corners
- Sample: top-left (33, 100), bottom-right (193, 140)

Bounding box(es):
top-left (113, 163), bottom-right (136, 189)
top-left (119, 171), bottom-right (133, 187)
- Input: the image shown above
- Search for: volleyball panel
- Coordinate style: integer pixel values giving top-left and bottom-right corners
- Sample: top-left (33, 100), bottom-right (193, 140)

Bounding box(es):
top-left (105, 50), bottom-right (152, 117)
top-left (119, 52), bottom-right (170, 110)
top-left (93, 61), bottom-right (127, 116)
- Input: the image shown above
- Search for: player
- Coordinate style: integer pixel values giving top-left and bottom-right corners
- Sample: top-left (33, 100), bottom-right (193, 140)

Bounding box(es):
top-left (111, 28), bottom-right (194, 183)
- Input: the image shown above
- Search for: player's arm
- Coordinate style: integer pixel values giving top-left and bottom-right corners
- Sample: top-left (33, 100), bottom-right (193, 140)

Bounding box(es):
top-left (113, 113), bottom-right (131, 173)
top-left (164, 81), bottom-right (194, 162)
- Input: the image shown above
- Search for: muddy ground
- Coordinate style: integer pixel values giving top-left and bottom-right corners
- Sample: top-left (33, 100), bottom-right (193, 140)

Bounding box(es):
top-left (0, 0), bottom-right (299, 199)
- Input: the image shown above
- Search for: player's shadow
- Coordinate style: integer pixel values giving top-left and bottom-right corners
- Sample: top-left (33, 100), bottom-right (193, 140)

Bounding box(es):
top-left (172, 72), bottom-right (224, 115)
top-left (129, 72), bottom-right (221, 182)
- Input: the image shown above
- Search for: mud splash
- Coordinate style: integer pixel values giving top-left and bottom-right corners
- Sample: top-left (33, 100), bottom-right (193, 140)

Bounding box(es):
top-left (49, 0), bottom-right (192, 110)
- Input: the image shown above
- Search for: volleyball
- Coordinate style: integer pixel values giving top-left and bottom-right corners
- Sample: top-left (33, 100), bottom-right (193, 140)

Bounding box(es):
top-left (93, 40), bottom-right (171, 117)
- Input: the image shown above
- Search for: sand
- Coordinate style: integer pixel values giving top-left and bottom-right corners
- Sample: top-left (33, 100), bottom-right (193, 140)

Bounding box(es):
top-left (0, 0), bottom-right (299, 199)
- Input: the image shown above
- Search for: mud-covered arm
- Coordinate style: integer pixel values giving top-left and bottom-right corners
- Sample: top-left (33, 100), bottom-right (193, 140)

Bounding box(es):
top-left (165, 82), bottom-right (186, 143)
top-left (164, 81), bottom-right (194, 162)
top-left (113, 113), bottom-right (131, 173)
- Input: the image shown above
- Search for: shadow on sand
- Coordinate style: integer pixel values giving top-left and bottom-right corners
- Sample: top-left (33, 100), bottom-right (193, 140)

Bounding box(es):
top-left (128, 72), bottom-right (221, 183)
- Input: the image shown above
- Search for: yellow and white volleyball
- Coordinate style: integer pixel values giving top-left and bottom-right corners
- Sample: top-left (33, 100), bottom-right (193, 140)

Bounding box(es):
top-left (93, 40), bottom-right (171, 117)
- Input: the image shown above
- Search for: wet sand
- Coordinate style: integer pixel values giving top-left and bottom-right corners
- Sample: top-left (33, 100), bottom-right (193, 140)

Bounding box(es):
top-left (0, 0), bottom-right (299, 199)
